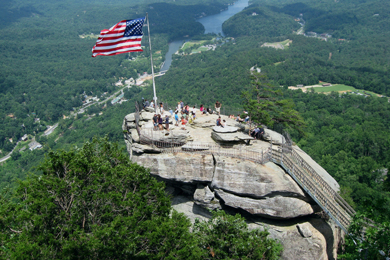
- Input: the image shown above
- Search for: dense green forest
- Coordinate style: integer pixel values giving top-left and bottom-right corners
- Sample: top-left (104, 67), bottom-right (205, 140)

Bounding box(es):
top-left (223, 0), bottom-right (390, 94)
top-left (223, 5), bottom-right (300, 37)
top-left (0, 0), bottom-right (232, 152)
top-left (1, 0), bottom-right (390, 256)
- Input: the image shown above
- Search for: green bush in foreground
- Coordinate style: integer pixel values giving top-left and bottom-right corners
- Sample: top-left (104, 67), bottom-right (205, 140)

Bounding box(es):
top-left (0, 137), bottom-right (282, 259)
top-left (194, 210), bottom-right (283, 260)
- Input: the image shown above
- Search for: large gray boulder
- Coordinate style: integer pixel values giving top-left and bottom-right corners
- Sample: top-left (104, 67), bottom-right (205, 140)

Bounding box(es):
top-left (130, 129), bottom-right (139, 142)
top-left (297, 223), bottom-right (313, 238)
top-left (140, 130), bottom-right (191, 144)
top-left (132, 153), bottom-right (214, 183)
top-left (194, 184), bottom-right (222, 210)
top-left (212, 126), bottom-right (239, 133)
top-left (132, 143), bottom-right (161, 154)
top-left (194, 184), bottom-right (214, 204)
top-left (140, 111), bottom-right (155, 121)
top-left (126, 122), bottom-right (137, 129)
top-left (124, 113), bottom-right (135, 122)
top-left (211, 156), bottom-right (310, 200)
top-left (261, 220), bottom-right (329, 260)
top-left (263, 129), bottom-right (285, 144)
top-left (211, 131), bottom-right (253, 142)
top-left (215, 189), bottom-right (315, 219)
top-left (161, 132), bottom-right (191, 143)
top-left (144, 106), bottom-right (155, 113)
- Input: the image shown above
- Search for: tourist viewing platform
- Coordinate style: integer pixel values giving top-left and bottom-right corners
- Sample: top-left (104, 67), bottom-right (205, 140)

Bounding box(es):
top-left (122, 102), bottom-right (355, 259)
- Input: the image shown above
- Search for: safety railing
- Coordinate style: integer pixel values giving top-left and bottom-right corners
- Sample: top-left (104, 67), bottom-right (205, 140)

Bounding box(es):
top-left (289, 148), bottom-right (356, 217)
top-left (272, 145), bottom-right (354, 233)
top-left (139, 136), bottom-right (272, 165)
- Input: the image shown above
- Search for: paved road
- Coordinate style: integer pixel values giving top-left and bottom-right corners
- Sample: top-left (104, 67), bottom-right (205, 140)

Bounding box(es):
top-left (0, 154), bottom-right (11, 163)
top-left (43, 123), bottom-right (59, 136)
top-left (0, 124), bottom-right (58, 163)
top-left (0, 139), bottom-right (21, 163)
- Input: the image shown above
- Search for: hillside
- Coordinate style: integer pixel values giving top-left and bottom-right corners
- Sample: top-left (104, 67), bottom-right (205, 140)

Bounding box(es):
top-left (0, 0), bottom-right (234, 154)
top-left (1, 0), bottom-right (390, 256)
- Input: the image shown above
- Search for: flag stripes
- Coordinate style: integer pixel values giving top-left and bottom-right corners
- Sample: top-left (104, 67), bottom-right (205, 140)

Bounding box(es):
top-left (92, 18), bottom-right (145, 57)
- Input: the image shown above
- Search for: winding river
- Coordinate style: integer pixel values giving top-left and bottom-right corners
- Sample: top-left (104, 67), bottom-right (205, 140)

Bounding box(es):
top-left (160, 0), bottom-right (249, 72)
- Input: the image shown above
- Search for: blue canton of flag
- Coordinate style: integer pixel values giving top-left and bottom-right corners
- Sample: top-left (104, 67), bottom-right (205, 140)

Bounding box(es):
top-left (92, 17), bottom-right (145, 57)
top-left (124, 18), bottom-right (145, 37)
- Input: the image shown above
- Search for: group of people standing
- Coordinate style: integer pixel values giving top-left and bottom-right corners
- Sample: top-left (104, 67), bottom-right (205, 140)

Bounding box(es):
top-left (143, 99), bottom-right (166, 115)
top-left (152, 113), bottom-right (170, 131)
top-left (144, 99), bottom-right (264, 140)
top-left (175, 100), bottom-right (203, 130)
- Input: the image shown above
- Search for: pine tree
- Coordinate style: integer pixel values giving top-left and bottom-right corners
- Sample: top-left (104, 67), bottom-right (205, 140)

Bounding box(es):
top-left (243, 73), bottom-right (306, 133)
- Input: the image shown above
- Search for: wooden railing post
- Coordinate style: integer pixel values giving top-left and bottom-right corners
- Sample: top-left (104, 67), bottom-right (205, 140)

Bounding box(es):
top-left (280, 146), bottom-right (283, 163)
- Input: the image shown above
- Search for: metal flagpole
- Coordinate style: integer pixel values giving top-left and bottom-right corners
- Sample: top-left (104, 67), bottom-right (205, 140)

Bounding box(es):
top-left (146, 13), bottom-right (158, 113)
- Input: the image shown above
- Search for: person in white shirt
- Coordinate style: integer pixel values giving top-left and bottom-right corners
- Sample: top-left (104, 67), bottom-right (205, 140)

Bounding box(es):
top-left (191, 106), bottom-right (197, 114)
top-left (177, 102), bottom-right (181, 113)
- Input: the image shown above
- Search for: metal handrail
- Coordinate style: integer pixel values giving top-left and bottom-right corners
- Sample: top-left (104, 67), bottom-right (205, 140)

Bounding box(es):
top-left (271, 147), bottom-right (353, 233)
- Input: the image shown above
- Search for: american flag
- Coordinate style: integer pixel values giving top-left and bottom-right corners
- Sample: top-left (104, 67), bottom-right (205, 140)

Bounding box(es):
top-left (92, 17), bottom-right (145, 57)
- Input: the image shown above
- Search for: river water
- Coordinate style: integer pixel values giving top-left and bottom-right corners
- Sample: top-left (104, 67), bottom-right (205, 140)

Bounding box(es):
top-left (160, 0), bottom-right (249, 72)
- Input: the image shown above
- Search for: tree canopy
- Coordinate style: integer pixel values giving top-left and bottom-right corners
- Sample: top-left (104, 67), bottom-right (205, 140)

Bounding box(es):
top-left (243, 73), bottom-right (305, 133)
top-left (0, 137), bottom-right (190, 258)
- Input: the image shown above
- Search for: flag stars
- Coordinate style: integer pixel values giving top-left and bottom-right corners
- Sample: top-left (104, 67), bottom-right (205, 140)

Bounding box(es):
top-left (124, 18), bottom-right (145, 37)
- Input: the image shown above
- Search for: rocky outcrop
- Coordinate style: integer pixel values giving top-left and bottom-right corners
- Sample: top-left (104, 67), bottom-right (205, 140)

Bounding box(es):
top-left (263, 129), bottom-right (285, 144)
top-left (173, 193), bottom-right (336, 260)
top-left (194, 184), bottom-right (214, 204)
top-left (215, 189), bottom-right (315, 218)
top-left (140, 111), bottom-right (155, 121)
top-left (211, 131), bottom-right (254, 143)
top-left (131, 143), bottom-right (161, 154)
top-left (270, 221), bottom-right (329, 260)
top-left (194, 184), bottom-right (222, 210)
top-left (132, 152), bottom-right (317, 219)
top-left (212, 126), bottom-right (239, 133)
top-left (134, 153), bottom-right (214, 183)
top-left (297, 223), bottom-right (313, 238)
top-left (144, 106), bottom-right (155, 113)
top-left (123, 109), bottom-right (343, 260)
top-left (137, 129), bottom-right (192, 144)
top-left (211, 156), bottom-right (310, 200)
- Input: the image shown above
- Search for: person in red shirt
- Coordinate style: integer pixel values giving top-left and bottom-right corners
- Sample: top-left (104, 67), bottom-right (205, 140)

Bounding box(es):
top-left (181, 117), bottom-right (187, 130)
